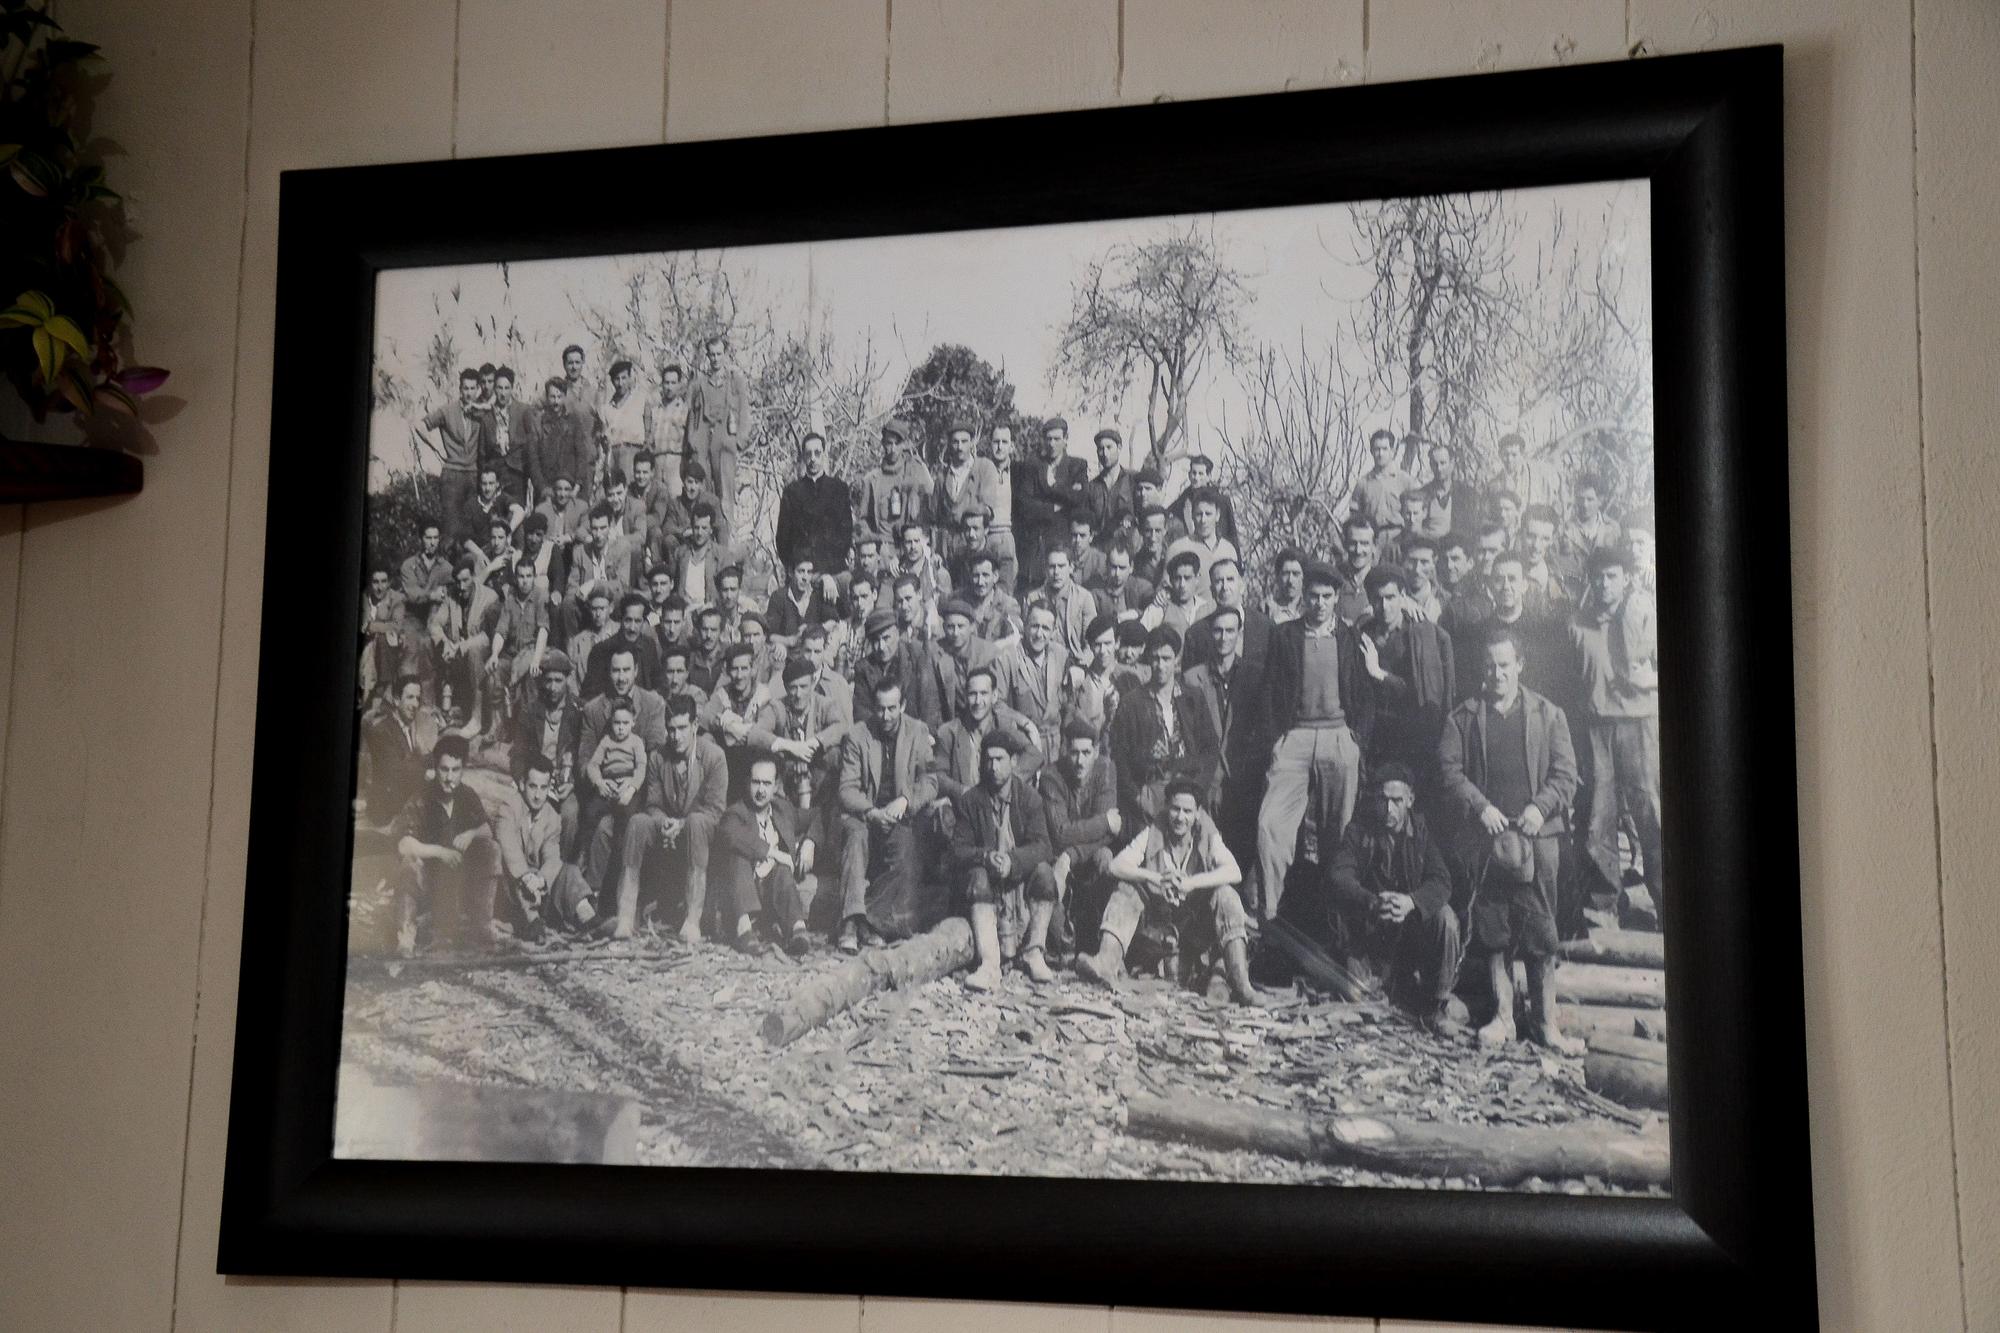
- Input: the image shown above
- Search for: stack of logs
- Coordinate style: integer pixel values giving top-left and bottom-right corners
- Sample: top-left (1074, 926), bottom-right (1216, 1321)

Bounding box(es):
top-left (1557, 926), bottom-right (1670, 1114)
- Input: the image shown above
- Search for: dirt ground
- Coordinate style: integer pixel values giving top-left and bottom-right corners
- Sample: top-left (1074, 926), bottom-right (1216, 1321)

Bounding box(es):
top-left (339, 921), bottom-right (1667, 1194)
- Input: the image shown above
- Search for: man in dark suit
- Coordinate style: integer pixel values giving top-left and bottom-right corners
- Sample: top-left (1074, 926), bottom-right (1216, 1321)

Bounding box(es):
top-left (950, 729), bottom-right (1059, 989)
top-left (714, 755), bottom-right (818, 957)
top-left (1107, 625), bottom-right (1221, 828)
top-left (1182, 556), bottom-right (1274, 670)
top-left (1179, 603), bottom-right (1267, 906)
top-left (1012, 417), bottom-right (1090, 590)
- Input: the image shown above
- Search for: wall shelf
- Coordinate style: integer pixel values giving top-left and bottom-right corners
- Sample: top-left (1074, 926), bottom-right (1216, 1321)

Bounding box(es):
top-left (0, 438), bottom-right (143, 502)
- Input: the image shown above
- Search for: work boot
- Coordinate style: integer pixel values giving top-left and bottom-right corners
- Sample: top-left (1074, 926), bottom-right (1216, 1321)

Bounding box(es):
top-left (837, 917), bottom-right (861, 954)
top-left (1424, 996), bottom-right (1471, 1041)
top-left (1020, 900), bottom-right (1057, 983)
top-left (1075, 933), bottom-right (1127, 989)
top-left (1221, 938), bottom-right (1272, 1007)
top-left (1019, 947), bottom-right (1056, 984)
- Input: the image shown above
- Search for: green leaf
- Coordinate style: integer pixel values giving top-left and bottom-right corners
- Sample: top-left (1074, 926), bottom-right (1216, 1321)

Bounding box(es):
top-left (0, 307), bottom-right (44, 328)
top-left (14, 290), bottom-right (53, 319)
top-left (31, 326), bottom-right (55, 385)
top-left (43, 314), bottom-right (88, 358)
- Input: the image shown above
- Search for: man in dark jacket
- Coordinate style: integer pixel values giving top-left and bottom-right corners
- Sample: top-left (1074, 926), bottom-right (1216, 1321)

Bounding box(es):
top-left (1255, 562), bottom-right (1376, 921)
top-left (774, 431), bottom-right (854, 578)
top-left (951, 729), bottom-right (1058, 989)
top-left (714, 755), bottom-right (818, 957)
top-left (1358, 564), bottom-right (1456, 780)
top-left (1107, 625), bottom-right (1221, 827)
top-left (1039, 718), bottom-right (1125, 959)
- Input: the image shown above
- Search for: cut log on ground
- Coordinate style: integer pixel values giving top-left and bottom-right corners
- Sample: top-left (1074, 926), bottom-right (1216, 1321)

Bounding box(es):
top-left (333, 1065), bottom-right (639, 1164)
top-left (760, 918), bottom-right (975, 1047)
top-left (1554, 961), bottom-right (1665, 1009)
top-left (1557, 1002), bottom-right (1667, 1042)
top-left (1559, 927), bottom-right (1667, 969)
top-left (348, 947), bottom-right (691, 973)
top-left (1584, 1050), bottom-right (1672, 1111)
top-left (1585, 1031), bottom-right (1669, 1065)
top-left (1125, 1092), bottom-right (1669, 1188)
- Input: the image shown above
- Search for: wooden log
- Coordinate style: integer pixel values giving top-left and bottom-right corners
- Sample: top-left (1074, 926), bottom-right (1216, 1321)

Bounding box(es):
top-left (1554, 961), bottom-right (1665, 1009)
top-left (1558, 1002), bottom-right (1668, 1043)
top-left (1584, 1050), bottom-right (1672, 1111)
top-left (1586, 1032), bottom-right (1669, 1065)
top-left (1559, 927), bottom-right (1667, 969)
top-left (760, 917), bottom-right (975, 1047)
top-left (333, 1066), bottom-right (639, 1164)
top-left (1125, 1092), bottom-right (1669, 1189)
top-left (347, 947), bottom-right (692, 973)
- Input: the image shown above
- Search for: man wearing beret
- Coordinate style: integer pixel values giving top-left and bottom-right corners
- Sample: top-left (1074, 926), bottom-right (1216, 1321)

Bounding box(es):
top-left (1084, 427), bottom-right (1138, 545)
top-left (931, 422), bottom-right (1004, 565)
top-left (950, 727), bottom-right (1059, 989)
top-left (513, 650), bottom-right (583, 852)
top-left (855, 419), bottom-right (934, 549)
top-left (747, 656), bottom-right (849, 817)
top-left (927, 662), bottom-right (1044, 818)
top-left (850, 606), bottom-right (927, 728)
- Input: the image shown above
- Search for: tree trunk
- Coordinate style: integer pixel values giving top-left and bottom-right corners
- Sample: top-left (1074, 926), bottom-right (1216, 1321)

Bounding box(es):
top-left (1559, 928), bottom-right (1667, 969)
top-left (1125, 1093), bottom-right (1669, 1189)
top-left (1557, 1002), bottom-right (1667, 1043)
top-left (760, 918), bottom-right (975, 1047)
top-left (1584, 1049), bottom-right (1672, 1111)
top-left (1554, 961), bottom-right (1665, 1009)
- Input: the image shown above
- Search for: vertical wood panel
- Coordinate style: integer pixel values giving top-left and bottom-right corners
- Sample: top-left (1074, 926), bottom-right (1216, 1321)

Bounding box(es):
top-left (1629, 4), bottom-right (1962, 1330)
top-left (667, 0), bottom-right (888, 141)
top-left (887, 0), bottom-right (1119, 123)
top-left (169, 0), bottom-right (457, 1327)
top-left (625, 1288), bottom-right (863, 1332)
top-left (1365, 0), bottom-right (1627, 81)
top-left (0, 0), bottom-right (252, 1327)
top-left (1915, 0), bottom-right (2000, 1326)
top-left (1119, 0), bottom-right (1365, 102)
top-left (455, 0), bottom-right (669, 158)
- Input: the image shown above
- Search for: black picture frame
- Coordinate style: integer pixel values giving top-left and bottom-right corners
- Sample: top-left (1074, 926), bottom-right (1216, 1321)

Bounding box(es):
top-left (220, 46), bottom-right (1812, 1330)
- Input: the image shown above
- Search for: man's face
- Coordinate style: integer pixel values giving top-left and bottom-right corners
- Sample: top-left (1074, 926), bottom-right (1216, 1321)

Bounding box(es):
top-left (704, 340), bottom-right (725, 373)
top-left (662, 368), bottom-right (682, 398)
top-left (1501, 441), bottom-right (1524, 470)
top-left (1482, 640), bottom-right (1523, 699)
top-left (607, 480), bottom-right (629, 510)
top-left (697, 614), bottom-right (721, 651)
top-left (1497, 497), bottom-right (1522, 531)
top-left (950, 429), bottom-right (973, 461)
top-left (1305, 580), bottom-right (1337, 626)
top-left (965, 673), bottom-right (994, 721)
top-left (1144, 514), bottom-right (1167, 550)
top-left (1628, 529), bottom-right (1656, 567)
top-left (436, 752), bottom-right (464, 796)
top-left (1492, 561), bottom-right (1526, 614)
top-left (682, 472), bottom-right (703, 501)
top-left (1107, 549), bottom-right (1131, 588)
top-left (941, 613), bottom-right (972, 653)
top-left (857, 543), bottom-right (883, 576)
top-left (513, 561), bottom-right (536, 595)
top-left (980, 744), bottom-right (1015, 790)
top-left (727, 652), bottom-right (755, 694)
top-left (1429, 446), bottom-right (1453, 480)
top-left (478, 471), bottom-right (500, 501)
top-left (1409, 549), bottom-right (1438, 587)
top-left (1594, 563), bottom-right (1630, 607)
top-left (1193, 500), bottom-right (1219, 538)
top-left (895, 583), bottom-right (922, 627)
top-left (1210, 564), bottom-right (1241, 608)
top-left (719, 576), bottom-right (741, 611)
top-left (459, 375), bottom-right (479, 404)
top-left (1277, 560), bottom-right (1303, 601)
top-left (850, 582), bottom-right (877, 620)
top-left (420, 526), bottom-right (441, 557)
top-left (1400, 493), bottom-right (1428, 530)
top-left (990, 427), bottom-right (1013, 463)
top-left (872, 687), bottom-right (904, 735)
top-left (1148, 642), bottom-right (1180, 689)
top-left (563, 350), bottom-right (584, 381)
top-left (1065, 736), bottom-right (1097, 783)
top-left (523, 527), bottom-right (545, 557)
top-left (791, 560), bottom-right (815, 594)
top-left (881, 430), bottom-right (905, 467)
top-left (1042, 427), bottom-right (1066, 460)
top-left (1379, 779), bottom-right (1415, 834)
top-left (970, 560), bottom-right (995, 598)
top-left (1524, 519), bottom-right (1556, 562)
top-left (802, 635), bottom-right (829, 671)
top-left (1190, 459), bottom-right (1213, 488)
top-left (587, 596), bottom-right (611, 631)
top-left (665, 711), bottom-right (694, 754)
top-left (620, 603), bottom-right (648, 640)
top-left (1369, 579), bottom-right (1405, 629)
top-left (633, 459), bottom-right (654, 491)
top-left (1117, 636), bottom-right (1143, 666)
top-left (588, 516), bottom-right (610, 550)
top-left (802, 436), bottom-right (827, 475)
top-left (552, 478), bottom-right (574, 508)
top-left (1578, 485), bottom-right (1603, 519)
top-left (539, 670), bottom-right (567, 705)
top-left (1047, 549), bottom-right (1072, 590)
top-left (370, 571), bottom-right (390, 599)
top-left (1211, 613), bottom-right (1241, 661)
top-left (748, 765), bottom-right (777, 810)
top-left (1370, 436), bottom-right (1394, 468)
top-left (545, 385), bottom-right (565, 410)
top-left (453, 567), bottom-right (476, 598)
top-left (1025, 610), bottom-right (1054, 654)
top-left (608, 653), bottom-right (637, 695)
top-left (1346, 526), bottom-right (1376, 569)
top-left (396, 682), bottom-right (422, 721)
top-left (1476, 532), bottom-right (1505, 575)
top-left (495, 375), bottom-right (514, 406)
top-left (1168, 563), bottom-right (1197, 602)
top-left (486, 522), bottom-right (511, 556)
top-left (868, 625), bottom-right (898, 663)
top-left (1089, 628), bottom-right (1117, 672)
top-left (1096, 436), bottom-right (1118, 470)
top-left (900, 528), bottom-right (925, 567)
top-left (1136, 480), bottom-right (1160, 509)
top-left (785, 674), bottom-right (814, 714)
top-left (1165, 792), bottom-right (1199, 840)
top-left (1069, 522), bottom-right (1093, 556)
top-left (692, 515), bottom-right (715, 547)
top-left (662, 655), bottom-right (689, 693)
top-left (743, 619), bottom-right (766, 655)
top-left (649, 573), bottom-right (673, 605)
top-left (613, 366), bottom-right (634, 396)
top-left (1444, 546), bottom-right (1474, 583)
top-left (961, 515), bottom-right (988, 548)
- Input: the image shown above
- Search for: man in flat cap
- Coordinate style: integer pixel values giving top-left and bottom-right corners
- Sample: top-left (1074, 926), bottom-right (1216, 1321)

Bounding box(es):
top-left (851, 606), bottom-right (927, 728)
top-left (512, 648), bottom-right (583, 850)
top-left (931, 421), bottom-right (1003, 567)
top-left (687, 334), bottom-right (750, 529)
top-left (1084, 426), bottom-right (1138, 545)
top-left (855, 419), bottom-right (934, 549)
top-left (951, 726), bottom-right (1059, 989)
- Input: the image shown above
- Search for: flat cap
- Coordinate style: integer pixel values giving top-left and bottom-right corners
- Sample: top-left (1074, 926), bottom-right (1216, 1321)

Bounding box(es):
top-left (537, 650), bottom-right (573, 675)
top-left (863, 607), bottom-right (897, 636)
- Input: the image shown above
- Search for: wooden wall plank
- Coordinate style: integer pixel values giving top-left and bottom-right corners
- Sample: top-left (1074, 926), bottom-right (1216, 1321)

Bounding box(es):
top-left (393, 1282), bottom-right (620, 1332)
top-left (887, 0), bottom-right (1118, 123)
top-left (1914, 0), bottom-right (2000, 1325)
top-left (1112, 1306), bottom-right (1373, 1330)
top-left (624, 1288), bottom-right (863, 1332)
top-left (668, 0), bottom-right (888, 141)
top-left (1119, 0), bottom-right (1364, 102)
top-left (456, 0), bottom-right (669, 158)
top-left (862, 1297), bottom-right (1108, 1333)
top-left (1630, 4), bottom-right (1963, 1330)
top-left (1365, 0), bottom-right (1627, 81)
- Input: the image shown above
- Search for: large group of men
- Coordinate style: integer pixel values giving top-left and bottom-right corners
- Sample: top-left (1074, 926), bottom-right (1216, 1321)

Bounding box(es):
top-left (357, 336), bottom-right (1662, 1055)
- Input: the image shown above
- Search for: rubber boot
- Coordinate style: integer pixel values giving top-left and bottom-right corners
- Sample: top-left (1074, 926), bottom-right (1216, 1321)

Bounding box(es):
top-left (1076, 930), bottom-right (1127, 989)
top-left (1020, 901), bottom-right (1057, 982)
top-left (613, 865), bottom-right (639, 940)
top-left (1529, 957), bottom-right (1585, 1055)
top-left (1221, 937), bottom-right (1271, 1007)
top-left (965, 902), bottom-right (1003, 991)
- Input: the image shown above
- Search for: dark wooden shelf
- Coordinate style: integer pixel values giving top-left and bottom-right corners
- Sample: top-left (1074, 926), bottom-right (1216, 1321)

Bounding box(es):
top-left (0, 438), bottom-right (143, 502)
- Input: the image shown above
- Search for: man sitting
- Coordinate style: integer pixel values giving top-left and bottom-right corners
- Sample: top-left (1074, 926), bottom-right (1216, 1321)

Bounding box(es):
top-left (389, 735), bottom-right (502, 956)
top-left (599, 693), bottom-right (727, 942)
top-left (1272, 763), bottom-right (1466, 1035)
top-left (714, 755), bottom-right (818, 956)
top-left (951, 730), bottom-right (1059, 990)
top-left (1074, 779), bottom-right (1266, 1007)
top-left (1038, 718), bottom-right (1123, 965)
top-left (493, 750), bottom-right (597, 940)
top-left (835, 678), bottom-right (938, 951)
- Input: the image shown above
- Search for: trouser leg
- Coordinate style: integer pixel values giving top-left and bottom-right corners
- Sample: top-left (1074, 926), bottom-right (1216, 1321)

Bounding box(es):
top-left (1256, 730), bottom-right (1313, 920)
top-left (614, 811), bottom-right (663, 935)
top-left (1623, 716), bottom-right (1665, 907)
top-left (456, 832), bottom-right (503, 948)
top-left (1097, 883), bottom-right (1147, 953)
top-left (988, 530), bottom-right (1019, 594)
top-left (840, 816), bottom-right (872, 921)
top-left (1308, 725), bottom-right (1361, 857)
top-left (1586, 722), bottom-right (1623, 891)
top-left (1392, 906), bottom-right (1464, 1007)
top-left (681, 811), bottom-right (718, 933)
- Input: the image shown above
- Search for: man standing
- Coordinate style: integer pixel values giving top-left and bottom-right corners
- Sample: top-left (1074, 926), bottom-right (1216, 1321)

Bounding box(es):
top-left (488, 366), bottom-right (536, 508)
top-left (1255, 561), bottom-right (1374, 921)
top-left (1031, 546), bottom-right (1100, 662)
top-left (390, 734), bottom-right (502, 956)
top-left (598, 360), bottom-right (657, 494)
top-left (1164, 487), bottom-right (1237, 592)
top-left (1183, 557), bottom-right (1272, 670)
top-left (1180, 603), bottom-right (1266, 896)
top-left (1438, 627), bottom-right (1582, 1052)
top-left (1357, 565), bottom-right (1456, 779)
top-left (1273, 763), bottom-right (1467, 1035)
top-left (952, 730), bottom-right (1059, 990)
top-left (527, 377), bottom-right (594, 501)
top-left (1480, 552), bottom-right (1570, 708)
top-left (687, 335), bottom-right (749, 522)
top-left (653, 362), bottom-right (691, 493)
top-left (602, 694), bottom-right (729, 942)
top-left (1489, 431), bottom-right (1561, 516)
top-left (420, 368), bottom-right (487, 546)
top-left (1519, 503), bottom-right (1574, 612)
top-left (836, 678), bottom-right (939, 950)
top-left (715, 756), bottom-right (819, 956)
top-left (991, 603), bottom-right (1071, 758)
top-left (1568, 547), bottom-right (1664, 913)
top-left (856, 420), bottom-right (933, 549)
top-left (1263, 547), bottom-right (1307, 625)
top-left (1418, 439), bottom-right (1483, 541)
top-left (1107, 625), bottom-right (1220, 826)
top-left (775, 432), bottom-right (853, 581)
top-left (1015, 418), bottom-right (1090, 590)
top-left (931, 422), bottom-right (1004, 561)
top-left (558, 343), bottom-right (601, 439)
top-left (1168, 454), bottom-right (1238, 546)
top-left (1346, 429), bottom-right (1419, 533)
top-left (1084, 427), bottom-right (1138, 544)
top-left (983, 424), bottom-right (1022, 591)
top-left (1333, 515), bottom-right (1377, 626)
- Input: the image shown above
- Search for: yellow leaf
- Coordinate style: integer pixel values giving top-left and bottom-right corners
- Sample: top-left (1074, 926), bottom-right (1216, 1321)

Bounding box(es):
top-left (43, 315), bottom-right (89, 358)
top-left (16, 290), bottom-right (53, 320)
top-left (31, 327), bottom-right (54, 385)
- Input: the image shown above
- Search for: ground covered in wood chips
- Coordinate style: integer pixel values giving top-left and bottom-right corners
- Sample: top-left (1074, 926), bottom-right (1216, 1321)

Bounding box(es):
top-left (339, 924), bottom-right (1666, 1194)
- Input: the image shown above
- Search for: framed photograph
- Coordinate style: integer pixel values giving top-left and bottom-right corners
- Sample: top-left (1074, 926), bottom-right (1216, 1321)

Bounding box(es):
top-left (221, 46), bottom-right (1812, 1329)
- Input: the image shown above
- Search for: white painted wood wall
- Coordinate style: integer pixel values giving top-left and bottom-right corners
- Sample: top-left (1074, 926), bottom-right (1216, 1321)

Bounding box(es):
top-left (0, 1), bottom-right (1992, 1329)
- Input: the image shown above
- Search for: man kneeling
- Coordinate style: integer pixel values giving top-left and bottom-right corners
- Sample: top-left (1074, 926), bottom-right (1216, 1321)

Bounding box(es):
top-left (1075, 779), bottom-right (1266, 1006)
top-left (715, 755), bottom-right (818, 956)
top-left (951, 730), bottom-right (1058, 990)
top-left (1273, 762), bottom-right (1467, 1035)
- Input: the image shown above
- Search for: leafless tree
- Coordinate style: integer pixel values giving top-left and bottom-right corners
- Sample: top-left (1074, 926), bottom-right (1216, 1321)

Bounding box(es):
top-left (1053, 220), bottom-right (1249, 469)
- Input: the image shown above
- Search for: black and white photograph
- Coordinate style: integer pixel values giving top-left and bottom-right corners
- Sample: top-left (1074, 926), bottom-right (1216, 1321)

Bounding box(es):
top-left (335, 178), bottom-right (1669, 1194)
